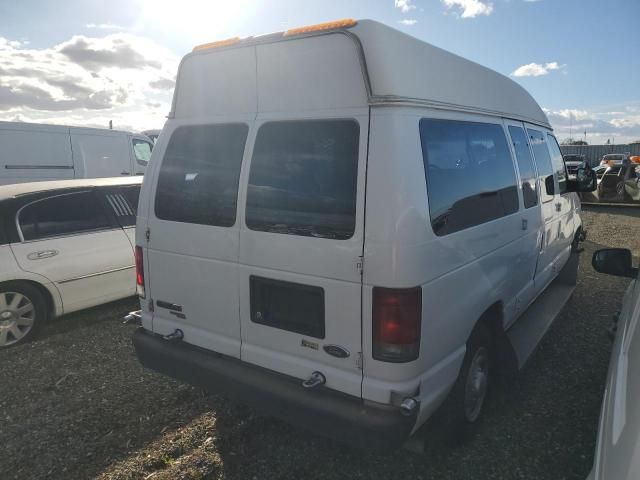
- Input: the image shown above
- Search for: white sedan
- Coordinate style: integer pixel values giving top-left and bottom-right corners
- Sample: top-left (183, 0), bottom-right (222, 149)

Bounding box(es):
top-left (589, 248), bottom-right (640, 479)
top-left (0, 177), bottom-right (142, 347)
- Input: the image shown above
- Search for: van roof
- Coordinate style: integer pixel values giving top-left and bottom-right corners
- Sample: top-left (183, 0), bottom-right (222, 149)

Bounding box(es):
top-left (0, 176), bottom-right (142, 201)
top-left (177, 19), bottom-right (549, 127)
top-left (0, 120), bottom-right (138, 136)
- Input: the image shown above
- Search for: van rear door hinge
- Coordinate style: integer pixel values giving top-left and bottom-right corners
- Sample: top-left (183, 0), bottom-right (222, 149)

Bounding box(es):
top-left (145, 228), bottom-right (151, 242)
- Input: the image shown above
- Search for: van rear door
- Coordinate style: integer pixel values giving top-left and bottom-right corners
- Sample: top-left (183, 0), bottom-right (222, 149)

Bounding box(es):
top-left (237, 115), bottom-right (367, 398)
top-left (143, 121), bottom-right (251, 358)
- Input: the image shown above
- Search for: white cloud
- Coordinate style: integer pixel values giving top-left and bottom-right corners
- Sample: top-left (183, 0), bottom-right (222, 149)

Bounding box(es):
top-left (511, 61), bottom-right (564, 77)
top-left (395, 0), bottom-right (416, 13)
top-left (86, 23), bottom-right (125, 30)
top-left (544, 105), bottom-right (640, 145)
top-left (399, 19), bottom-right (418, 25)
top-left (0, 33), bottom-right (178, 131)
top-left (442, 0), bottom-right (494, 18)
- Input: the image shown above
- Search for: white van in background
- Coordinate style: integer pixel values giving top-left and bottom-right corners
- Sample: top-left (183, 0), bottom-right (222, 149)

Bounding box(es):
top-left (132, 19), bottom-right (596, 448)
top-left (0, 121), bottom-right (153, 185)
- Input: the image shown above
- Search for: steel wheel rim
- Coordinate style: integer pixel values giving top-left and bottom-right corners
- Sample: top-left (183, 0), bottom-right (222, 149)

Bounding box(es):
top-left (464, 346), bottom-right (489, 422)
top-left (0, 292), bottom-right (35, 347)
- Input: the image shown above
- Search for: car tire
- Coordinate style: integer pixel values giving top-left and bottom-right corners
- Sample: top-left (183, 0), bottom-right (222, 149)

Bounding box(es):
top-left (0, 282), bottom-right (47, 348)
top-left (439, 323), bottom-right (492, 441)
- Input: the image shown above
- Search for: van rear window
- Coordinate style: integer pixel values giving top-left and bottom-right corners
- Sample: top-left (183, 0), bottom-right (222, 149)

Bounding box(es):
top-left (419, 119), bottom-right (519, 236)
top-left (154, 124), bottom-right (248, 227)
top-left (246, 120), bottom-right (359, 240)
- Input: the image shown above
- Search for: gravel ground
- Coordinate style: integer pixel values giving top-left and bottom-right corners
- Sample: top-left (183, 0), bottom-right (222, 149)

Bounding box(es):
top-left (1, 205), bottom-right (639, 480)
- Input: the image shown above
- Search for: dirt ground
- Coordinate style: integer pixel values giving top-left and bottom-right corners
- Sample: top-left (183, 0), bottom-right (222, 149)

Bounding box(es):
top-left (1, 205), bottom-right (639, 480)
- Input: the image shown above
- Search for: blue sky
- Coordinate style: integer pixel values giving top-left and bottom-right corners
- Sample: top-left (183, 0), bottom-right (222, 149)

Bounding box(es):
top-left (0, 0), bottom-right (638, 143)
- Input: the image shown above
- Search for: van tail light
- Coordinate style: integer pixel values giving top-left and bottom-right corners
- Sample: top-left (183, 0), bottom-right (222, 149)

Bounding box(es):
top-left (135, 246), bottom-right (145, 298)
top-left (372, 287), bottom-right (422, 363)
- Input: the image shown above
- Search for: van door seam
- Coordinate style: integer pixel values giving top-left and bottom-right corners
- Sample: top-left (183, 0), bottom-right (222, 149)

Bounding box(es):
top-left (359, 106), bottom-right (372, 394)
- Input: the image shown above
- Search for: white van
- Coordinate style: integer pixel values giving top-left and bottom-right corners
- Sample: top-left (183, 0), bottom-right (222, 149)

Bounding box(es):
top-left (0, 121), bottom-right (153, 185)
top-left (132, 19), bottom-right (597, 448)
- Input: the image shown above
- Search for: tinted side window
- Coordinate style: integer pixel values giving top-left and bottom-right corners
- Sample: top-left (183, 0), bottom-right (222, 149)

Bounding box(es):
top-left (19, 192), bottom-right (111, 241)
top-left (246, 120), bottom-right (359, 240)
top-left (508, 126), bottom-right (538, 208)
top-left (527, 129), bottom-right (554, 202)
top-left (547, 134), bottom-right (568, 194)
top-left (105, 186), bottom-right (140, 227)
top-left (155, 124), bottom-right (248, 227)
top-left (420, 119), bottom-right (519, 236)
top-left (132, 139), bottom-right (153, 166)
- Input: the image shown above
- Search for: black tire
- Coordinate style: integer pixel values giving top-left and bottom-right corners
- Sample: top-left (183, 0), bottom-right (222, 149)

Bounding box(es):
top-left (0, 282), bottom-right (47, 348)
top-left (439, 323), bottom-right (492, 441)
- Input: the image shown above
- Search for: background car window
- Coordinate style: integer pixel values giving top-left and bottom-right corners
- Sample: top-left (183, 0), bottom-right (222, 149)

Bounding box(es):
top-left (246, 119), bottom-right (359, 240)
top-left (105, 186), bottom-right (140, 227)
top-left (508, 126), bottom-right (538, 209)
top-left (547, 134), bottom-right (568, 194)
top-left (19, 191), bottom-right (111, 241)
top-left (154, 124), bottom-right (248, 227)
top-left (419, 119), bottom-right (519, 236)
top-left (527, 129), bottom-right (555, 202)
top-left (132, 139), bottom-right (153, 167)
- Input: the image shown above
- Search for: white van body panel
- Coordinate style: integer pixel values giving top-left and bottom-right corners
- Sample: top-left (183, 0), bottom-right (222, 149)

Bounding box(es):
top-left (0, 123), bottom-right (74, 184)
top-left (237, 109), bottom-right (369, 397)
top-left (0, 121), bottom-right (150, 185)
top-left (70, 128), bottom-right (133, 178)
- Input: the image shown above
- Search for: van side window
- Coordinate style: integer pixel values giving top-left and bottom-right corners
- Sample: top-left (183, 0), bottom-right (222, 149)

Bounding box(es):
top-left (547, 134), bottom-right (568, 194)
top-left (527, 129), bottom-right (554, 202)
top-left (154, 124), bottom-right (248, 227)
top-left (507, 126), bottom-right (538, 208)
top-left (246, 120), bottom-right (359, 240)
top-left (419, 119), bottom-right (518, 236)
top-left (18, 191), bottom-right (111, 241)
top-left (132, 139), bottom-right (153, 167)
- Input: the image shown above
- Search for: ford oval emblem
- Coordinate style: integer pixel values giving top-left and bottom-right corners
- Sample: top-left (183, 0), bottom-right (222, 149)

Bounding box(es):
top-left (323, 345), bottom-right (350, 358)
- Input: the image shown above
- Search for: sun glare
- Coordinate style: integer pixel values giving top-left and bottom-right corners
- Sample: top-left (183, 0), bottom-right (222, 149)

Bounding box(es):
top-left (140, 0), bottom-right (256, 42)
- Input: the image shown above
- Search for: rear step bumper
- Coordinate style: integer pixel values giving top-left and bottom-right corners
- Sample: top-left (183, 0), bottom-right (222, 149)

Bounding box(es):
top-left (133, 328), bottom-right (416, 449)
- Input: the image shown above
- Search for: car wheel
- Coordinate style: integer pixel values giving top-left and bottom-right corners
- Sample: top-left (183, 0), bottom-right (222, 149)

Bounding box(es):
top-left (447, 323), bottom-right (492, 426)
top-left (0, 282), bottom-right (46, 348)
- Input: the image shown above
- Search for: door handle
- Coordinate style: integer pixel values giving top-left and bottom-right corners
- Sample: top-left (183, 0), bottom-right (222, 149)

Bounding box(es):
top-left (555, 203), bottom-right (562, 212)
top-left (522, 219), bottom-right (528, 230)
top-left (121, 171), bottom-right (130, 175)
top-left (27, 249), bottom-right (58, 260)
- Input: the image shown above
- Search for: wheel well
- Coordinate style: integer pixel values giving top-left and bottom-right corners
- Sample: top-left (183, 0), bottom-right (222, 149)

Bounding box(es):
top-left (476, 302), bottom-right (518, 378)
top-left (0, 279), bottom-right (55, 321)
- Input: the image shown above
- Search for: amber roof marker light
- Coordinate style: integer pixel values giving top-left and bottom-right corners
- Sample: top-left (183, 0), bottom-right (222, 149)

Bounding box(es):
top-left (191, 19), bottom-right (358, 52)
top-left (192, 36), bottom-right (241, 52)
top-left (284, 18), bottom-right (358, 37)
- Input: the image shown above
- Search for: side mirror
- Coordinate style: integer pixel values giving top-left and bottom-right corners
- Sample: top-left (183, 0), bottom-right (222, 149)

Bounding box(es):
top-left (592, 248), bottom-right (638, 278)
top-left (567, 167), bottom-right (597, 192)
top-left (544, 175), bottom-right (555, 194)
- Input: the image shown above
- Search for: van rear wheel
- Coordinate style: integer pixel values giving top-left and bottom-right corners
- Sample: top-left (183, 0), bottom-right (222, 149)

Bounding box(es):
top-left (445, 323), bottom-right (492, 430)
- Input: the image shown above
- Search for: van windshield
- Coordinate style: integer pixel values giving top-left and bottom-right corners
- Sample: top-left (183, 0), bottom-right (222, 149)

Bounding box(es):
top-left (246, 120), bottom-right (359, 240)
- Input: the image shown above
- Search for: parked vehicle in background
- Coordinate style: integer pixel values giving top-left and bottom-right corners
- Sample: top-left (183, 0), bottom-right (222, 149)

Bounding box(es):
top-left (132, 18), bottom-right (596, 448)
top-left (0, 121), bottom-right (153, 185)
top-left (581, 161), bottom-right (640, 202)
top-left (563, 154), bottom-right (587, 178)
top-left (0, 177), bottom-right (142, 347)
top-left (600, 153), bottom-right (630, 167)
top-left (589, 249), bottom-right (640, 480)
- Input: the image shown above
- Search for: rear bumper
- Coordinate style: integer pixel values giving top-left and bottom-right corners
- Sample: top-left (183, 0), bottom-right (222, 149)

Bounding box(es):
top-left (133, 328), bottom-right (417, 449)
